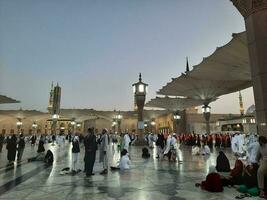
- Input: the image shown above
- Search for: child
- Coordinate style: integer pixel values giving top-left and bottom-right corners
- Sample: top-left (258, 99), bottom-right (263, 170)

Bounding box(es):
top-left (72, 136), bottom-right (80, 172)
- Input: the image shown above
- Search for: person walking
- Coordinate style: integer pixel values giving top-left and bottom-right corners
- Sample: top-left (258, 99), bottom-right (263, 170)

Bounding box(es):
top-left (17, 134), bottom-right (25, 161)
top-left (71, 135), bottom-right (80, 173)
top-left (256, 136), bottom-right (267, 198)
top-left (123, 132), bottom-right (131, 152)
top-left (7, 134), bottom-right (17, 163)
top-left (30, 134), bottom-right (37, 147)
top-left (84, 128), bottom-right (97, 177)
top-left (99, 129), bottom-right (109, 175)
top-left (37, 135), bottom-right (45, 154)
top-left (156, 132), bottom-right (164, 159)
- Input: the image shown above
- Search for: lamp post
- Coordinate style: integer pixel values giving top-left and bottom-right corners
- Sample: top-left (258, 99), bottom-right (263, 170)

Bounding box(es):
top-left (150, 120), bottom-right (156, 133)
top-left (132, 73), bottom-right (148, 138)
top-left (111, 120), bottom-right (117, 133)
top-left (52, 114), bottom-right (59, 134)
top-left (16, 118), bottom-right (23, 134)
top-left (71, 118), bottom-right (76, 134)
top-left (115, 111), bottom-right (122, 134)
top-left (173, 112), bottom-right (181, 134)
top-left (202, 105), bottom-right (211, 134)
top-left (76, 123), bottom-right (81, 131)
top-left (32, 122), bottom-right (38, 134)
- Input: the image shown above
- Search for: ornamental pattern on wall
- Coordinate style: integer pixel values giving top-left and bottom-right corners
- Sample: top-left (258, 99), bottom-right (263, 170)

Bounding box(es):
top-left (231, 0), bottom-right (267, 18)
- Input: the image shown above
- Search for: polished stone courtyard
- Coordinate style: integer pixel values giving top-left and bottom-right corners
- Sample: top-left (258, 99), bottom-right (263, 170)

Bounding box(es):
top-left (0, 142), bottom-right (260, 200)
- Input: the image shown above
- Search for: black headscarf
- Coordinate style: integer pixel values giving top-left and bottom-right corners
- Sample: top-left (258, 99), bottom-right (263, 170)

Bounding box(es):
top-left (216, 151), bottom-right (231, 172)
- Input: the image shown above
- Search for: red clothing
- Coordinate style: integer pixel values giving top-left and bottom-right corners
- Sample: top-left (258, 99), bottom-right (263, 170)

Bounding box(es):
top-left (201, 173), bottom-right (223, 192)
top-left (230, 160), bottom-right (243, 177)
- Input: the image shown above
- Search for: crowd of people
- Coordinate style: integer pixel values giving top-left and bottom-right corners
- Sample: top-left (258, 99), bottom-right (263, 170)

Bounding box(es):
top-left (194, 134), bottom-right (267, 199)
top-left (2, 129), bottom-right (267, 198)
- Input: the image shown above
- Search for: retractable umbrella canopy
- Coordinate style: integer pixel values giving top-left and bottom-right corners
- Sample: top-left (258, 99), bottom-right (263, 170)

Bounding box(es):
top-left (145, 96), bottom-right (207, 111)
top-left (157, 32), bottom-right (251, 104)
top-left (0, 95), bottom-right (20, 104)
top-left (157, 75), bottom-right (250, 104)
top-left (188, 32), bottom-right (250, 81)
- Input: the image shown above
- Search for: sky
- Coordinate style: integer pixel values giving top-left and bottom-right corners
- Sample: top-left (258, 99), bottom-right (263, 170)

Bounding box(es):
top-left (0, 0), bottom-right (255, 114)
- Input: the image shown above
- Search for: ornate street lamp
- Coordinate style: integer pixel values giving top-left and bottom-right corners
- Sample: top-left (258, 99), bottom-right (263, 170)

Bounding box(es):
top-left (76, 122), bottom-right (82, 132)
top-left (16, 118), bottom-right (23, 134)
top-left (132, 73), bottom-right (148, 137)
top-left (71, 118), bottom-right (76, 133)
top-left (115, 111), bottom-right (123, 134)
top-left (173, 112), bottom-right (181, 133)
top-left (150, 119), bottom-right (156, 133)
top-left (32, 121), bottom-right (38, 134)
top-left (202, 105), bottom-right (211, 134)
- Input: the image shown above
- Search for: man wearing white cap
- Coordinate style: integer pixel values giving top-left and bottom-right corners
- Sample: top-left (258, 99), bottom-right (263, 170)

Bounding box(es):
top-left (72, 135), bottom-right (80, 172)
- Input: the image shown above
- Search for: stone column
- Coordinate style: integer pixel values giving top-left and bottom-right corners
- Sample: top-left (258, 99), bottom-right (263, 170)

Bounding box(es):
top-left (135, 94), bottom-right (145, 136)
top-left (204, 112), bottom-right (211, 134)
top-left (231, 0), bottom-right (267, 135)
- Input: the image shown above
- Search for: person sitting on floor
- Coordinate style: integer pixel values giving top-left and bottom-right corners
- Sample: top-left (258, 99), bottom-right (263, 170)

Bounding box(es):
top-left (142, 147), bottom-right (150, 158)
top-left (221, 159), bottom-right (244, 186)
top-left (216, 151), bottom-right (231, 172)
top-left (235, 163), bottom-right (260, 198)
top-left (44, 150), bottom-right (54, 165)
top-left (236, 163), bottom-right (259, 197)
top-left (110, 149), bottom-right (131, 171)
top-left (196, 166), bottom-right (223, 192)
top-left (28, 149), bottom-right (54, 164)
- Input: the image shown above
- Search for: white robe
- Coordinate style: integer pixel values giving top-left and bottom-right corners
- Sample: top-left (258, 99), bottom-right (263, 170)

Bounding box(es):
top-left (119, 154), bottom-right (131, 170)
top-left (238, 134), bottom-right (245, 154)
top-left (164, 136), bottom-right (171, 155)
top-left (203, 145), bottom-right (211, 155)
top-left (170, 137), bottom-right (178, 150)
top-left (231, 135), bottom-right (239, 153)
top-left (192, 146), bottom-right (200, 155)
top-left (247, 141), bottom-right (260, 164)
top-left (148, 134), bottom-right (154, 148)
top-left (123, 134), bottom-right (131, 151)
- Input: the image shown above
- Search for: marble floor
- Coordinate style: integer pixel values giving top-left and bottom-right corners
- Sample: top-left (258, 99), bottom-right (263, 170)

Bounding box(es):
top-left (0, 142), bottom-right (261, 200)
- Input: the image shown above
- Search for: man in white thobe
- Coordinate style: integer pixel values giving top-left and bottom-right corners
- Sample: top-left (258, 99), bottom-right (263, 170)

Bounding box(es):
top-left (123, 133), bottom-right (131, 152)
top-left (247, 135), bottom-right (260, 164)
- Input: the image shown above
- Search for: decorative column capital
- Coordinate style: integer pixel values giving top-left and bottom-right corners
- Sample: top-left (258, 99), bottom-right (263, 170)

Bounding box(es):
top-left (231, 0), bottom-right (267, 18)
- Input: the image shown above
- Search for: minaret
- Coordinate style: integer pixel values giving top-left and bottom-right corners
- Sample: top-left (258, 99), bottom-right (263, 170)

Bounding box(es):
top-left (186, 57), bottom-right (190, 73)
top-left (47, 82), bottom-right (54, 114)
top-left (239, 91), bottom-right (244, 116)
top-left (52, 83), bottom-right (61, 115)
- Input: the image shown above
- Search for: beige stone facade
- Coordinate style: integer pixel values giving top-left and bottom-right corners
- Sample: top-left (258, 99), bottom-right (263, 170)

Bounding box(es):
top-left (0, 108), bottom-right (247, 135)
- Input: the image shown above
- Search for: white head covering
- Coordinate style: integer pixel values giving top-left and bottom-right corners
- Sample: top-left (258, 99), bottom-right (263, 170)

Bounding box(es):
top-left (74, 136), bottom-right (79, 141)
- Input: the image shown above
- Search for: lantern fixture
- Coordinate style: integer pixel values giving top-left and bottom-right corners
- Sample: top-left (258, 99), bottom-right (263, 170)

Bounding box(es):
top-left (202, 105), bottom-right (211, 113)
top-left (52, 114), bottom-right (59, 120)
top-left (32, 122), bottom-right (38, 129)
top-left (173, 114), bottom-right (181, 120)
top-left (132, 73), bottom-right (148, 95)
